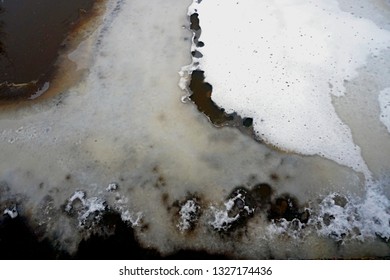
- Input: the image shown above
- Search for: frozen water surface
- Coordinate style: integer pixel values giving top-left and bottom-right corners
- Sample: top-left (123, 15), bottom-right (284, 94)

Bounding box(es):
top-left (0, 0), bottom-right (390, 259)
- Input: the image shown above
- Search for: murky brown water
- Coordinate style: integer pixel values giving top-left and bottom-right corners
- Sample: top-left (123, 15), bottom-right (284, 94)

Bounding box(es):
top-left (0, 0), bottom-right (95, 100)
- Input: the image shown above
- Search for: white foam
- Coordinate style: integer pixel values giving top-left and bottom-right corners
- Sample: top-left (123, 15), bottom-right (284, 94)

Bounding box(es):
top-left (177, 199), bottom-right (199, 231)
top-left (190, 0), bottom-right (390, 177)
top-left (379, 87), bottom-right (390, 133)
top-left (65, 190), bottom-right (86, 213)
top-left (65, 191), bottom-right (107, 227)
top-left (209, 205), bottom-right (239, 231)
top-left (106, 182), bottom-right (118, 192)
top-left (3, 205), bottom-right (18, 219)
top-left (267, 218), bottom-right (305, 239)
top-left (316, 185), bottom-right (390, 241)
top-left (109, 193), bottom-right (143, 227)
top-left (120, 210), bottom-right (143, 227)
top-left (209, 193), bottom-right (254, 231)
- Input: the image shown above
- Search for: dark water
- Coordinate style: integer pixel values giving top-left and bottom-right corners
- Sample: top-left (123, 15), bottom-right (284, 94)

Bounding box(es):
top-left (0, 211), bottom-right (228, 260)
top-left (0, 0), bottom-right (95, 99)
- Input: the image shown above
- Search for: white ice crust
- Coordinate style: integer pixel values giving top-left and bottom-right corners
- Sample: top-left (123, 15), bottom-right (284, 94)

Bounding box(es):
top-left (190, 0), bottom-right (390, 177)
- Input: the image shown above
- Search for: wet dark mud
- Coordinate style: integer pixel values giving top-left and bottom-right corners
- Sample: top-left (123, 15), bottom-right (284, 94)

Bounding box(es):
top-left (0, 210), bottom-right (228, 260)
top-left (0, 0), bottom-right (99, 103)
top-left (0, 215), bottom-right (62, 259)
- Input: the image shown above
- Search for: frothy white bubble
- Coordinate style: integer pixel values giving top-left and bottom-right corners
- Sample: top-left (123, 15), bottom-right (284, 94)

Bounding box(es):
top-left (316, 185), bottom-right (390, 241)
top-left (177, 199), bottom-right (200, 231)
top-left (120, 210), bottom-right (143, 227)
top-left (65, 191), bottom-right (107, 227)
top-left (190, 0), bottom-right (390, 177)
top-left (209, 193), bottom-right (254, 231)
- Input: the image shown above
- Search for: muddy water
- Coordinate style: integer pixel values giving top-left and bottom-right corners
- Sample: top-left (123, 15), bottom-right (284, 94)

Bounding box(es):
top-left (0, 0), bottom-right (95, 99)
top-left (0, 0), bottom-right (389, 259)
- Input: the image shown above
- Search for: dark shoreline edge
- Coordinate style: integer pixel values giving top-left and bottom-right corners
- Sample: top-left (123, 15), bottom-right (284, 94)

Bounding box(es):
top-left (0, 211), bottom-right (229, 260)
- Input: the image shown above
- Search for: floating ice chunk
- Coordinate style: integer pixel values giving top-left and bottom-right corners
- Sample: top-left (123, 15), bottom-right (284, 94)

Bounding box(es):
top-left (189, 0), bottom-right (390, 178)
top-left (379, 88), bottom-right (390, 134)
top-left (3, 205), bottom-right (18, 219)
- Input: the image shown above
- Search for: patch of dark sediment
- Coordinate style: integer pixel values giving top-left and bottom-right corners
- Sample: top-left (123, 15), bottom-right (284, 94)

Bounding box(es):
top-left (0, 0), bottom-right (107, 108)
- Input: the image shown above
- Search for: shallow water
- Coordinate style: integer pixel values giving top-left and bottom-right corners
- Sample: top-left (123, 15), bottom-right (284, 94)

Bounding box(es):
top-left (0, 0), bottom-right (389, 259)
top-left (0, 0), bottom-right (97, 100)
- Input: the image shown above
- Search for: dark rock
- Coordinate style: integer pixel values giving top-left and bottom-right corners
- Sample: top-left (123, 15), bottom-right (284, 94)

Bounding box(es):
top-left (190, 13), bottom-right (200, 31)
top-left (268, 194), bottom-right (310, 223)
top-left (250, 183), bottom-right (273, 209)
top-left (242, 117), bottom-right (253, 127)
